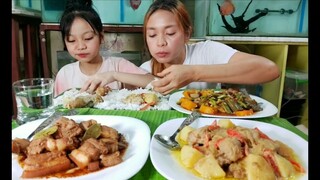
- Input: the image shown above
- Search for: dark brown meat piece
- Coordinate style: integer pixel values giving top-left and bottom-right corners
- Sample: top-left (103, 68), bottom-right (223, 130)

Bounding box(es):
top-left (100, 151), bottom-right (123, 167)
top-left (27, 137), bottom-right (47, 155)
top-left (12, 138), bottom-right (30, 155)
top-left (100, 138), bottom-right (119, 153)
top-left (69, 138), bottom-right (109, 169)
top-left (100, 125), bottom-right (119, 140)
top-left (54, 117), bottom-right (83, 138)
top-left (87, 161), bottom-right (100, 172)
top-left (79, 138), bottom-right (108, 160)
top-left (22, 151), bottom-right (71, 178)
top-left (80, 119), bottom-right (98, 131)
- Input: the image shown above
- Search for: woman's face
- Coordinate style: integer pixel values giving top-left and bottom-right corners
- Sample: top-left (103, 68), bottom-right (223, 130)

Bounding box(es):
top-left (146, 9), bottom-right (188, 65)
top-left (65, 17), bottom-right (102, 63)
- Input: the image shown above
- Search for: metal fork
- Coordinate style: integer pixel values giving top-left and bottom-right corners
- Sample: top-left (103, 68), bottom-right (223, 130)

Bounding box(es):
top-left (27, 109), bottom-right (78, 140)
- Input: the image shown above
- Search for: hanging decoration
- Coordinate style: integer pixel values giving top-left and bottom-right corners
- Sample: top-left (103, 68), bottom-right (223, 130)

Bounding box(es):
top-left (217, 0), bottom-right (268, 33)
top-left (129, 0), bottom-right (141, 10)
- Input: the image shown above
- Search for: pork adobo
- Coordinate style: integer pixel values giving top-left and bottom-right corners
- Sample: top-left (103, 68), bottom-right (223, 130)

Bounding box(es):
top-left (12, 117), bottom-right (128, 179)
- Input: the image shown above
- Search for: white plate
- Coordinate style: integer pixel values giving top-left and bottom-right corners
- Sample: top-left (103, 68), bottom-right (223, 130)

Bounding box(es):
top-left (168, 91), bottom-right (278, 118)
top-left (12, 115), bottom-right (151, 180)
top-left (150, 118), bottom-right (308, 180)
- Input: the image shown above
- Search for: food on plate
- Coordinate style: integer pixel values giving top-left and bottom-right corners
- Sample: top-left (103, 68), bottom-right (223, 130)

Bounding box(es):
top-left (95, 86), bottom-right (112, 96)
top-left (177, 88), bottom-right (263, 116)
top-left (176, 119), bottom-right (305, 179)
top-left (63, 87), bottom-right (111, 109)
top-left (33, 125), bottom-right (58, 140)
top-left (142, 93), bottom-right (159, 105)
top-left (64, 94), bottom-right (103, 109)
top-left (12, 117), bottom-right (128, 179)
top-left (180, 145), bottom-right (204, 168)
top-left (123, 92), bottom-right (159, 110)
top-left (178, 126), bottom-right (195, 142)
top-left (54, 88), bottom-right (171, 111)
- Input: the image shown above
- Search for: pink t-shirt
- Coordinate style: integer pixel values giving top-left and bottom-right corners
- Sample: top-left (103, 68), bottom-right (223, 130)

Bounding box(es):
top-left (54, 56), bottom-right (148, 96)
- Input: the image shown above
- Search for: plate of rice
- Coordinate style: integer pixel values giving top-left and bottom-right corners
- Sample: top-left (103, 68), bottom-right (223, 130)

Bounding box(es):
top-left (54, 88), bottom-right (171, 111)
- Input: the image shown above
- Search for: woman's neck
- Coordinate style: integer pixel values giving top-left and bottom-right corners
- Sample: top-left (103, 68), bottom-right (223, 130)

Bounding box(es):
top-left (79, 56), bottom-right (103, 76)
top-left (164, 46), bottom-right (186, 68)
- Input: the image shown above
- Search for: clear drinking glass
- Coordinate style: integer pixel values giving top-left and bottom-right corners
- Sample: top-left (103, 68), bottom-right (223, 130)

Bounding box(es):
top-left (12, 78), bottom-right (55, 125)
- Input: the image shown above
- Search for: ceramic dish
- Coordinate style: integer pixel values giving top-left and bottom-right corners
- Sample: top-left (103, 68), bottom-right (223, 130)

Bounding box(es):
top-left (12, 115), bottom-right (151, 180)
top-left (150, 117), bottom-right (308, 180)
top-left (168, 90), bottom-right (278, 118)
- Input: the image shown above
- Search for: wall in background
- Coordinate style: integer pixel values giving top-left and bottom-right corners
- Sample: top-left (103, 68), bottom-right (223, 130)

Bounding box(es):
top-left (208, 0), bottom-right (308, 37)
top-left (47, 31), bottom-right (147, 78)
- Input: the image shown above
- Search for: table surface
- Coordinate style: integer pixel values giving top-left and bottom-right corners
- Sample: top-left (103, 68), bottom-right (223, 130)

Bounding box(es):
top-left (12, 108), bottom-right (308, 180)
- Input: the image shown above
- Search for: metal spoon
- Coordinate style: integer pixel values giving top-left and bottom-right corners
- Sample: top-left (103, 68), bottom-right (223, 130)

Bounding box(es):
top-left (154, 111), bottom-right (201, 150)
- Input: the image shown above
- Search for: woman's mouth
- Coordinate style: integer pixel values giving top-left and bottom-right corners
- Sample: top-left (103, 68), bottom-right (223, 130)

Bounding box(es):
top-left (77, 53), bottom-right (88, 58)
top-left (156, 52), bottom-right (169, 58)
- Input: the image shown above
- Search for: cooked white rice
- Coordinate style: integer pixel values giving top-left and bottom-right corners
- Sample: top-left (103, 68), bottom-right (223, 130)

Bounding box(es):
top-left (54, 88), bottom-right (171, 110)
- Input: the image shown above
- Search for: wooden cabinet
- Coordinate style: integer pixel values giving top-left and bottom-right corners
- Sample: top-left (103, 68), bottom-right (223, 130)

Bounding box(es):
top-left (12, 11), bottom-right (42, 119)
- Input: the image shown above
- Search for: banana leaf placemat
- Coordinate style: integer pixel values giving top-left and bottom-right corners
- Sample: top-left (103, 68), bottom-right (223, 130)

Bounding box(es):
top-left (12, 108), bottom-right (308, 180)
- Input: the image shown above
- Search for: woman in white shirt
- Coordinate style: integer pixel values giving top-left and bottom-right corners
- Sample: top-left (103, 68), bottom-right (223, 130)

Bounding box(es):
top-left (140, 0), bottom-right (280, 95)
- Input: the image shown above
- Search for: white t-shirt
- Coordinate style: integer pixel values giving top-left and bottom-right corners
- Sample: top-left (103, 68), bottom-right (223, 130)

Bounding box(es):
top-left (54, 56), bottom-right (148, 96)
top-left (140, 40), bottom-right (237, 89)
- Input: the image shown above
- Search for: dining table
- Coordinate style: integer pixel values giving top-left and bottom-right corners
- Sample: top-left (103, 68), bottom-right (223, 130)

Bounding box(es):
top-left (12, 108), bottom-right (308, 180)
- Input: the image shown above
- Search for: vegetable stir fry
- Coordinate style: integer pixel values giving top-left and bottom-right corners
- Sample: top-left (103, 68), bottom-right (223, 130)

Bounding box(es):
top-left (177, 88), bottom-right (262, 116)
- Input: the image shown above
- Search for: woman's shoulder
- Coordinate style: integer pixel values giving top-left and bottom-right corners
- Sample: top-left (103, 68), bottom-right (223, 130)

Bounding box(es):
top-left (140, 60), bottom-right (151, 72)
top-left (103, 56), bottom-right (131, 63)
top-left (57, 61), bottom-right (78, 73)
top-left (188, 40), bottom-right (224, 47)
top-left (102, 56), bottom-right (143, 69)
top-left (140, 60), bottom-right (151, 67)
top-left (187, 40), bottom-right (236, 53)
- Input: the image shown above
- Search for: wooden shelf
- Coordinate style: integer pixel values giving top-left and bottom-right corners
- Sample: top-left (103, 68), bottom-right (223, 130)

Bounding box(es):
top-left (220, 42), bottom-right (308, 122)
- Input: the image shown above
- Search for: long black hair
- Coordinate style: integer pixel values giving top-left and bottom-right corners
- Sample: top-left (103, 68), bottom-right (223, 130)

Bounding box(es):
top-left (60, 0), bottom-right (103, 42)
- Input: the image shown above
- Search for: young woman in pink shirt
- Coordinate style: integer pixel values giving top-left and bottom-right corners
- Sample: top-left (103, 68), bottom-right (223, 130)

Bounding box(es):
top-left (54, 0), bottom-right (154, 96)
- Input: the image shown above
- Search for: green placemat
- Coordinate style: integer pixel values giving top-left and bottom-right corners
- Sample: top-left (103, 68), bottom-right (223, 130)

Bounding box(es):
top-left (72, 108), bottom-right (308, 141)
top-left (12, 120), bottom-right (19, 129)
top-left (11, 108), bottom-right (308, 180)
top-left (12, 108), bottom-right (308, 140)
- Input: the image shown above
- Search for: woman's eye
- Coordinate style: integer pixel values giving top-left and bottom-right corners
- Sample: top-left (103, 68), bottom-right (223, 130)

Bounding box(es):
top-left (148, 34), bottom-right (156, 38)
top-left (85, 37), bottom-right (94, 41)
top-left (66, 39), bottom-right (75, 43)
top-left (167, 32), bottom-right (175, 36)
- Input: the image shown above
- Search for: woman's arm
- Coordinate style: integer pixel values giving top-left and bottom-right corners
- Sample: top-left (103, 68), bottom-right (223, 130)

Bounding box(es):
top-left (193, 52), bottom-right (280, 84)
top-left (152, 52), bottom-right (280, 95)
top-left (81, 72), bottom-right (155, 93)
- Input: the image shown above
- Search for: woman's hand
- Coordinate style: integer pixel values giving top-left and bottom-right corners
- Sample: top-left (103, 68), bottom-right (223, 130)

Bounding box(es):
top-left (152, 65), bottom-right (195, 95)
top-left (220, 1), bottom-right (235, 15)
top-left (81, 72), bottom-right (116, 94)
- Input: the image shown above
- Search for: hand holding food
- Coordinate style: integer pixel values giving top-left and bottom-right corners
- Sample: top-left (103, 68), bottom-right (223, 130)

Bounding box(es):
top-left (152, 65), bottom-right (195, 95)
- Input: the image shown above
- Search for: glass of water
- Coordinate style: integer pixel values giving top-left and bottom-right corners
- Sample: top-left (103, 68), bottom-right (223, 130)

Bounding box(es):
top-left (12, 78), bottom-right (55, 125)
